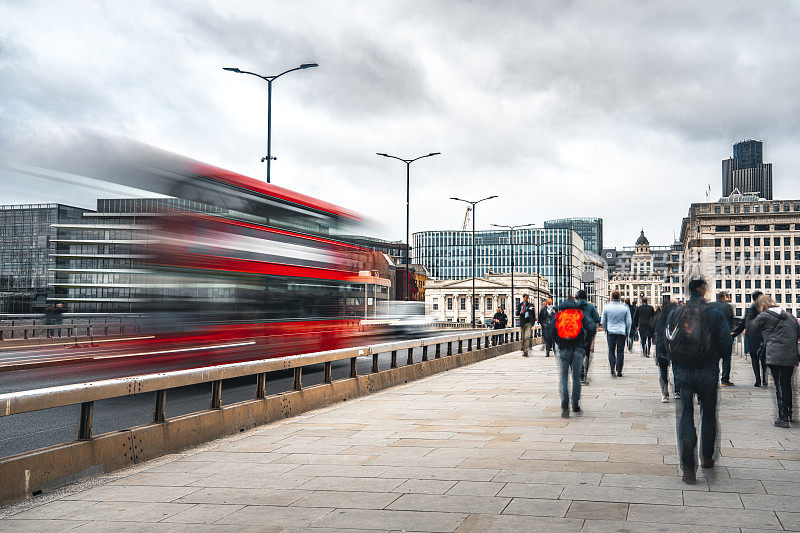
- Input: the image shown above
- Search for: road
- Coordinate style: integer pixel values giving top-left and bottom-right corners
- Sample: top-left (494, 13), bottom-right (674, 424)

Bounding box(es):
top-left (0, 330), bottom-right (469, 458)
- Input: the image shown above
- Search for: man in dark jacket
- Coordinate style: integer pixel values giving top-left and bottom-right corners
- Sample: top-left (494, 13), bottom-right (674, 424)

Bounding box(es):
top-left (626, 299), bottom-right (638, 351)
top-left (538, 298), bottom-right (556, 357)
top-left (576, 289), bottom-right (600, 384)
top-left (517, 294), bottom-right (536, 357)
top-left (667, 279), bottom-right (733, 484)
top-left (732, 291), bottom-right (766, 387)
top-left (653, 295), bottom-right (677, 402)
top-left (709, 291), bottom-right (735, 386)
top-left (634, 297), bottom-right (655, 356)
top-left (548, 297), bottom-right (596, 418)
top-left (491, 307), bottom-right (508, 346)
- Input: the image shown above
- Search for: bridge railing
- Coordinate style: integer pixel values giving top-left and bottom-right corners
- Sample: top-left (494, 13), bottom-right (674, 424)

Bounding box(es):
top-left (0, 314), bottom-right (143, 342)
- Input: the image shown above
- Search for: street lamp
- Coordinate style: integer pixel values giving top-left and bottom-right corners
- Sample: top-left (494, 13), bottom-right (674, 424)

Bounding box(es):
top-left (451, 195), bottom-right (498, 328)
top-left (491, 223), bottom-right (535, 326)
top-left (377, 152), bottom-right (441, 301)
top-left (223, 63), bottom-right (318, 184)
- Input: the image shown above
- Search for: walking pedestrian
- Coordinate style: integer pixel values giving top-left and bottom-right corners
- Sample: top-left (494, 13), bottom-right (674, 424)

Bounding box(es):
top-left (517, 294), bottom-right (535, 357)
top-left (665, 279), bottom-right (732, 484)
top-left (538, 298), bottom-right (557, 357)
top-left (732, 291), bottom-right (767, 387)
top-left (709, 291), bottom-right (735, 386)
top-left (492, 306), bottom-right (508, 345)
top-left (635, 297), bottom-right (655, 356)
top-left (748, 295), bottom-right (800, 427)
top-left (601, 291), bottom-right (632, 377)
top-left (653, 296), bottom-right (677, 402)
top-left (626, 299), bottom-right (638, 351)
top-left (549, 294), bottom-right (595, 418)
top-left (576, 289), bottom-right (600, 384)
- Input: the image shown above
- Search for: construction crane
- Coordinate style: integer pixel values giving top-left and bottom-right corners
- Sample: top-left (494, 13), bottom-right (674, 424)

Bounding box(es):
top-left (461, 206), bottom-right (472, 231)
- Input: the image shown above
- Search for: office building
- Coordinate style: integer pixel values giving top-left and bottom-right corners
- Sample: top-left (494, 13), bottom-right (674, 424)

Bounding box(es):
top-left (0, 203), bottom-right (91, 313)
top-left (544, 217), bottom-right (603, 255)
top-left (582, 251), bottom-right (609, 314)
top-left (722, 140), bottom-right (773, 200)
top-left (412, 228), bottom-right (587, 305)
top-left (424, 272), bottom-right (550, 324)
top-left (680, 192), bottom-right (800, 318)
top-left (608, 230), bottom-right (666, 305)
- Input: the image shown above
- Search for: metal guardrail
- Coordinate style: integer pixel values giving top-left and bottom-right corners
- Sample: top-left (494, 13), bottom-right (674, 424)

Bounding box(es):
top-left (0, 318), bottom-right (141, 341)
top-left (0, 327), bottom-right (526, 442)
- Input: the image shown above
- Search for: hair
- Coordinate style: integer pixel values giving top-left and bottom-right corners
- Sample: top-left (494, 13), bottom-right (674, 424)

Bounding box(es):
top-left (756, 294), bottom-right (777, 312)
top-left (641, 297), bottom-right (647, 304)
top-left (576, 289), bottom-right (587, 300)
top-left (752, 291), bottom-right (763, 304)
top-left (611, 290), bottom-right (621, 301)
top-left (522, 293), bottom-right (528, 299)
top-left (717, 291), bottom-right (729, 301)
top-left (688, 278), bottom-right (707, 294)
top-left (624, 298), bottom-right (631, 305)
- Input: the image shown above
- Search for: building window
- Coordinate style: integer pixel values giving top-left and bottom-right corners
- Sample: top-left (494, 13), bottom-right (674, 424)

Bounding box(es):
top-left (486, 297), bottom-right (493, 310)
top-left (473, 298), bottom-right (479, 310)
top-left (433, 297), bottom-right (439, 311)
top-left (459, 297), bottom-right (466, 310)
top-left (499, 297), bottom-right (506, 309)
top-left (716, 280), bottom-right (722, 289)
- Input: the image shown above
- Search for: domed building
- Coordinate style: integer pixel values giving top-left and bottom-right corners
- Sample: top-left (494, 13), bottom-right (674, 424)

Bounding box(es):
top-left (608, 230), bottom-right (667, 305)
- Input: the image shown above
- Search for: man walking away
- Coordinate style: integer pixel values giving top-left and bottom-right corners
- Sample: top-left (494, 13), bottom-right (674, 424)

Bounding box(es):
top-left (748, 294), bottom-right (800, 427)
top-left (732, 291), bottom-right (766, 387)
top-left (492, 306), bottom-right (508, 346)
top-left (625, 299), bottom-right (636, 350)
top-left (576, 289), bottom-right (600, 384)
top-left (710, 291), bottom-right (735, 386)
top-left (549, 296), bottom-right (595, 418)
top-left (635, 297), bottom-right (655, 356)
top-left (654, 295), bottom-right (677, 402)
top-left (665, 279), bottom-right (732, 484)
top-left (538, 298), bottom-right (557, 357)
top-left (517, 294), bottom-right (535, 357)
top-left (601, 291), bottom-right (632, 377)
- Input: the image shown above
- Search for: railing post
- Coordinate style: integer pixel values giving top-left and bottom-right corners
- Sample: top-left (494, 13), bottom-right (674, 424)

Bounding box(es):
top-left (422, 345), bottom-right (428, 361)
top-left (256, 373), bottom-right (266, 398)
top-left (458, 340), bottom-right (463, 354)
top-left (294, 367), bottom-right (303, 390)
top-left (435, 343), bottom-right (441, 358)
top-left (372, 353), bottom-right (379, 373)
top-left (210, 380), bottom-right (222, 408)
top-left (407, 348), bottom-right (413, 365)
top-left (78, 401), bottom-right (94, 440)
top-left (350, 357), bottom-right (357, 378)
top-left (153, 390), bottom-right (166, 423)
top-left (324, 362), bottom-right (332, 383)
top-left (390, 350), bottom-right (397, 368)
top-left (467, 339), bottom-right (472, 352)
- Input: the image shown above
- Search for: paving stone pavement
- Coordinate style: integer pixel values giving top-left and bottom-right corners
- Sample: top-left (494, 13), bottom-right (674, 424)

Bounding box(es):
top-left (1, 341), bottom-right (799, 532)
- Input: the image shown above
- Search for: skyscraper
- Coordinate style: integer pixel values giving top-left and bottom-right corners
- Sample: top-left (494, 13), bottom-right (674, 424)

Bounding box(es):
top-left (722, 140), bottom-right (773, 199)
top-left (544, 217), bottom-right (603, 255)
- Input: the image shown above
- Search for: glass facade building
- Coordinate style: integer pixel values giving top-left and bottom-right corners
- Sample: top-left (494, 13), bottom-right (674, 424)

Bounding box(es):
top-left (0, 204), bottom-right (90, 312)
top-left (544, 217), bottom-right (603, 256)
top-left (412, 228), bottom-right (584, 304)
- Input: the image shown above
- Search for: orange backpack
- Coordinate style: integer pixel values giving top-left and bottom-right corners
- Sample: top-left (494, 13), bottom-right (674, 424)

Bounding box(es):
top-left (555, 308), bottom-right (584, 340)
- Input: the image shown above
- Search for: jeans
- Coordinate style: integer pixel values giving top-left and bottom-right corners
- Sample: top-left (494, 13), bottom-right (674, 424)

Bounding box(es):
top-left (656, 355), bottom-right (671, 396)
top-left (607, 333), bottom-right (626, 373)
top-left (521, 323), bottom-right (533, 354)
top-left (581, 333), bottom-right (595, 381)
top-left (750, 347), bottom-right (768, 386)
top-left (673, 363), bottom-right (719, 469)
top-left (720, 346), bottom-right (732, 383)
top-left (640, 331), bottom-right (652, 355)
top-left (769, 364), bottom-right (795, 421)
top-left (543, 329), bottom-right (555, 354)
top-left (558, 346), bottom-right (585, 409)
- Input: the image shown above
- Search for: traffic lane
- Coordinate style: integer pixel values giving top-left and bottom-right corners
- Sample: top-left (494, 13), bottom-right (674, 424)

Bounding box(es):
top-left (0, 331), bottom-right (453, 395)
top-left (0, 347), bottom-right (430, 458)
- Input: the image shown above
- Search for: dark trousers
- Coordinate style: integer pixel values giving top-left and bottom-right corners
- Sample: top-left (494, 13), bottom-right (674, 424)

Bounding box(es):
top-left (656, 355), bottom-right (670, 396)
top-left (673, 364), bottom-right (719, 470)
top-left (750, 348), bottom-right (768, 386)
top-left (607, 333), bottom-right (626, 373)
top-left (769, 364), bottom-right (795, 421)
top-left (544, 330), bottom-right (555, 354)
top-left (640, 330), bottom-right (652, 355)
top-left (720, 346), bottom-right (732, 383)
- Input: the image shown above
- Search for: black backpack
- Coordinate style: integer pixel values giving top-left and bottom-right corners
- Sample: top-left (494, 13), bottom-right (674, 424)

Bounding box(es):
top-left (665, 300), bottom-right (713, 367)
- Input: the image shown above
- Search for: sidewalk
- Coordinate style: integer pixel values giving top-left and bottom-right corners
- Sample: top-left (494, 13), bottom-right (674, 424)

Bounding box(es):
top-left (1, 341), bottom-right (798, 532)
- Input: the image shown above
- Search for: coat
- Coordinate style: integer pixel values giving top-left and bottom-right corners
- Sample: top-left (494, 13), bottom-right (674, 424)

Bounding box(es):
top-left (748, 308), bottom-right (800, 367)
top-left (517, 301), bottom-right (536, 326)
top-left (732, 305), bottom-right (763, 353)
top-left (635, 305), bottom-right (655, 335)
top-left (709, 300), bottom-right (734, 330)
top-left (548, 299), bottom-right (596, 349)
top-left (601, 301), bottom-right (632, 336)
top-left (492, 311), bottom-right (508, 329)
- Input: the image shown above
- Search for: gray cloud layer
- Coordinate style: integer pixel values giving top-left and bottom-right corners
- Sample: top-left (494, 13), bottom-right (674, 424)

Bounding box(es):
top-left (2, 1), bottom-right (800, 248)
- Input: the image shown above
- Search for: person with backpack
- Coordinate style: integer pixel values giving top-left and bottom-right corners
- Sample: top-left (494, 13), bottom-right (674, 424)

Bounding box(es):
top-left (653, 295), bottom-right (677, 402)
top-left (517, 294), bottom-right (536, 357)
top-left (635, 297), bottom-right (655, 356)
top-left (601, 291), bottom-right (632, 377)
top-left (548, 295), bottom-right (596, 418)
top-left (576, 289), bottom-right (600, 384)
top-left (732, 291), bottom-right (767, 387)
top-left (538, 298), bottom-right (557, 357)
top-left (748, 294), bottom-right (800, 428)
top-left (709, 291), bottom-right (736, 386)
top-left (665, 279), bottom-right (733, 484)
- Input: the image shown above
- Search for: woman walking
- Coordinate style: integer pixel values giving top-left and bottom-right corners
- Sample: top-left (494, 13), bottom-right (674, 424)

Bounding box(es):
top-left (749, 295), bottom-right (800, 428)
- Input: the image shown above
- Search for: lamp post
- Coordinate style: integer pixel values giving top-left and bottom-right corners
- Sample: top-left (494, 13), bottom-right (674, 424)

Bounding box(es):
top-left (451, 196), bottom-right (498, 328)
top-left (377, 152), bottom-right (441, 300)
top-left (223, 63), bottom-right (318, 184)
top-left (491, 223), bottom-right (535, 326)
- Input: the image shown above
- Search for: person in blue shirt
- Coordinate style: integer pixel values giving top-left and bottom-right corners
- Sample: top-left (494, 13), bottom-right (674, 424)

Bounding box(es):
top-left (601, 290), bottom-right (632, 377)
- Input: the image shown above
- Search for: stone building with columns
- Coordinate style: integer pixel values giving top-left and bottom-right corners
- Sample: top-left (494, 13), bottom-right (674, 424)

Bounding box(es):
top-left (424, 272), bottom-right (550, 325)
top-left (609, 230), bottom-right (665, 305)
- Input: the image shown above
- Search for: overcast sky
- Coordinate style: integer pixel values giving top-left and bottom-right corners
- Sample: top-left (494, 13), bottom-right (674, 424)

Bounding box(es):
top-left (2, 1), bottom-right (800, 248)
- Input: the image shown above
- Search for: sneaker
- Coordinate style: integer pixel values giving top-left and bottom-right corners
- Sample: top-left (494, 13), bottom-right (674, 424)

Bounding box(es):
top-left (581, 378), bottom-right (589, 385)
top-left (616, 372), bottom-right (623, 377)
top-left (754, 382), bottom-right (761, 387)
top-left (774, 418), bottom-right (790, 428)
top-left (661, 395), bottom-right (670, 403)
top-left (721, 380), bottom-right (734, 387)
top-left (682, 466), bottom-right (697, 485)
top-left (572, 405), bottom-right (581, 413)
top-left (561, 409), bottom-right (570, 418)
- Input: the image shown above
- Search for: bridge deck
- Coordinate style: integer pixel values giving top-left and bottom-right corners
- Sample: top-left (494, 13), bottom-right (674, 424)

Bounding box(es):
top-left (2, 342), bottom-right (799, 532)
